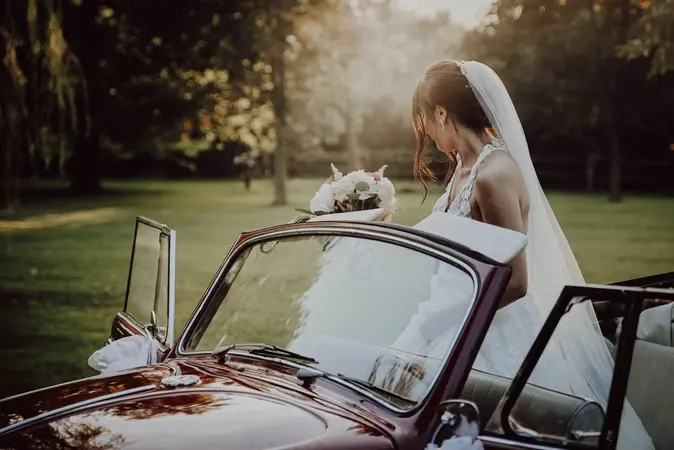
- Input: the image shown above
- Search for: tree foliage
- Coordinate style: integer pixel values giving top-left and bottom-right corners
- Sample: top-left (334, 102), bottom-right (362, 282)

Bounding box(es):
top-left (4, 0), bottom-right (674, 212)
top-left (460, 0), bottom-right (674, 199)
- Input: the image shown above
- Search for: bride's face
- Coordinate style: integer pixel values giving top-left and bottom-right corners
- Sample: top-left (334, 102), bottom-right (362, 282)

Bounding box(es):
top-left (425, 106), bottom-right (459, 156)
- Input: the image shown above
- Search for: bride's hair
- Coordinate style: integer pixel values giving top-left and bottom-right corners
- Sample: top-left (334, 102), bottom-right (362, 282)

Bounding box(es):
top-left (412, 60), bottom-right (492, 200)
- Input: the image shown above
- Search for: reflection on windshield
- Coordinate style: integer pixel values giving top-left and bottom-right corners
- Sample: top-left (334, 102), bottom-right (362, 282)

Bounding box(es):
top-left (187, 235), bottom-right (476, 409)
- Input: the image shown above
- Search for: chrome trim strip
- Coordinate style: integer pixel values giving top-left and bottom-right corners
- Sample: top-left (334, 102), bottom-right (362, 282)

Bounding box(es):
top-left (480, 435), bottom-right (561, 449)
top-left (175, 224), bottom-right (481, 416)
top-left (137, 216), bottom-right (172, 234)
top-left (0, 385), bottom-right (155, 437)
top-left (185, 351), bottom-right (417, 414)
top-left (0, 372), bottom-right (121, 404)
top-left (167, 229), bottom-right (176, 346)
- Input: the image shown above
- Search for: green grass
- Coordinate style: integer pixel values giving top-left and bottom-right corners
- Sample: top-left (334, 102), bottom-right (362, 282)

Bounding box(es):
top-left (1, 179), bottom-right (673, 398)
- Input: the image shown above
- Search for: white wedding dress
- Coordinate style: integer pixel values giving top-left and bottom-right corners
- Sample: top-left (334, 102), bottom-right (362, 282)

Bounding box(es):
top-left (391, 139), bottom-right (577, 393)
top-left (390, 137), bottom-right (653, 450)
top-left (428, 139), bottom-right (576, 391)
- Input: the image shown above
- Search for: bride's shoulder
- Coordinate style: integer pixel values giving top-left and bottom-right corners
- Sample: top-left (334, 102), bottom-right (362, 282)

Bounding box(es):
top-left (474, 151), bottom-right (526, 196)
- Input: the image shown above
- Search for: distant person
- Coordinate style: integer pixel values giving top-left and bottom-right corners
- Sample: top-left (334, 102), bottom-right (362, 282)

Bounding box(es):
top-left (242, 157), bottom-right (256, 191)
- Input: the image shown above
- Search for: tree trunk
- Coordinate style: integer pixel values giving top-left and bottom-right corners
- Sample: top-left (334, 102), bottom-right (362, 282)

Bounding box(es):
top-left (342, 93), bottom-right (363, 170)
top-left (0, 144), bottom-right (13, 217)
top-left (345, 112), bottom-right (363, 170)
top-left (66, 84), bottom-right (102, 194)
top-left (270, 13), bottom-right (289, 206)
top-left (607, 0), bottom-right (631, 203)
top-left (585, 153), bottom-right (598, 192)
top-left (66, 137), bottom-right (102, 194)
top-left (607, 135), bottom-right (622, 202)
top-left (272, 133), bottom-right (288, 205)
top-left (66, 123), bottom-right (102, 194)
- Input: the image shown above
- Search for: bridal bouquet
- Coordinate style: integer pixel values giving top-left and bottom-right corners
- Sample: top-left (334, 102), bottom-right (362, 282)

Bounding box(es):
top-left (297, 164), bottom-right (397, 219)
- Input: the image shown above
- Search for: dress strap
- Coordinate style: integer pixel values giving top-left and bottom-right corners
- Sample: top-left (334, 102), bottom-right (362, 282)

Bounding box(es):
top-left (446, 138), bottom-right (507, 216)
top-left (443, 154), bottom-right (462, 212)
top-left (462, 138), bottom-right (507, 200)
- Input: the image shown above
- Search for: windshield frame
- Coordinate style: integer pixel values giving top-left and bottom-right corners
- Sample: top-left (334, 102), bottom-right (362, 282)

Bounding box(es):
top-left (176, 221), bottom-right (484, 414)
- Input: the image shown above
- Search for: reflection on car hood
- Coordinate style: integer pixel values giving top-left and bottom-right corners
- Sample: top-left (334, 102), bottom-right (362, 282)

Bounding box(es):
top-left (0, 357), bottom-right (395, 450)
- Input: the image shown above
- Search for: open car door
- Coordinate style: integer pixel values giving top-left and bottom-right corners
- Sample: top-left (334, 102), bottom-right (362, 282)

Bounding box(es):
top-left (456, 283), bottom-right (674, 450)
top-left (108, 216), bottom-right (176, 361)
top-left (611, 271), bottom-right (674, 289)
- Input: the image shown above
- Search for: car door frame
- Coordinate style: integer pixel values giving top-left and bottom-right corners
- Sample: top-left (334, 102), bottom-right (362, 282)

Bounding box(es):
top-left (109, 216), bottom-right (176, 361)
top-left (610, 271), bottom-right (674, 289)
top-left (172, 220), bottom-right (513, 448)
top-left (477, 283), bottom-right (674, 450)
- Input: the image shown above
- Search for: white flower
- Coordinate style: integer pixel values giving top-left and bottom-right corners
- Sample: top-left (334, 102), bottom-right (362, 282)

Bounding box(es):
top-left (307, 163), bottom-right (398, 217)
top-left (331, 176), bottom-right (354, 202)
top-left (375, 165), bottom-right (388, 180)
top-left (309, 183), bottom-right (334, 213)
top-left (377, 176), bottom-right (397, 212)
top-left (346, 170), bottom-right (374, 186)
top-left (330, 163), bottom-right (343, 180)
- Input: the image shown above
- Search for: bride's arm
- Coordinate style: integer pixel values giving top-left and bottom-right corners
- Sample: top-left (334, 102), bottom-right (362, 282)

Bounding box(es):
top-left (474, 158), bottom-right (528, 308)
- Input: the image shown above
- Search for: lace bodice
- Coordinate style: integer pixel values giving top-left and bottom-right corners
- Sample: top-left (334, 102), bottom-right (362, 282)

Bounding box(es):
top-left (432, 138), bottom-right (508, 217)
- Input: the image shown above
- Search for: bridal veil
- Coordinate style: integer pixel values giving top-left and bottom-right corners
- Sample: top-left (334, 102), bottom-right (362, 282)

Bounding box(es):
top-left (459, 60), bottom-right (652, 449)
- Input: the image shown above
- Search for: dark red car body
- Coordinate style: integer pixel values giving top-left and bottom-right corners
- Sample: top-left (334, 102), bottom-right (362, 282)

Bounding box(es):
top-left (2, 217), bottom-right (673, 450)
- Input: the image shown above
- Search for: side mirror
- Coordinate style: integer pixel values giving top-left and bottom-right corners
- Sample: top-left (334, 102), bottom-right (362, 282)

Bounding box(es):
top-left (427, 400), bottom-right (481, 449)
top-left (143, 310), bottom-right (158, 336)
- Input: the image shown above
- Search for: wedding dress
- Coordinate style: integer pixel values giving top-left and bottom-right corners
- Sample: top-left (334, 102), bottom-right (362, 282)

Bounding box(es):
top-left (392, 140), bottom-right (653, 449)
top-left (395, 138), bottom-right (583, 391)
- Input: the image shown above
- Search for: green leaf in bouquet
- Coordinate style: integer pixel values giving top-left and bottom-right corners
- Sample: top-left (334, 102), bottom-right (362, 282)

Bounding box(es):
top-left (294, 208), bottom-right (314, 215)
top-left (346, 193), bottom-right (360, 200)
top-left (354, 181), bottom-right (370, 192)
top-left (313, 211), bottom-right (329, 216)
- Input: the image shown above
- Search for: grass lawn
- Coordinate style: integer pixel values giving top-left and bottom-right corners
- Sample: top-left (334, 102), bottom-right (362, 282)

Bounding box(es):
top-left (1, 179), bottom-right (673, 398)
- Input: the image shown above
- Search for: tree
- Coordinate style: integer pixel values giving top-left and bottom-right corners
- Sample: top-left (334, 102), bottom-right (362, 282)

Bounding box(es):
top-left (288, 2), bottom-right (464, 171)
top-left (620, 0), bottom-right (674, 76)
top-left (460, 0), bottom-right (657, 201)
top-left (243, 0), bottom-right (347, 205)
top-left (1, 0), bottom-right (272, 207)
top-left (59, 0), bottom-right (264, 189)
top-left (0, 0), bottom-right (89, 213)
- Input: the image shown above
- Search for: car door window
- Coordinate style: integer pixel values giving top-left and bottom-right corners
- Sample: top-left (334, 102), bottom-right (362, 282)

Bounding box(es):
top-left (475, 303), bottom-right (609, 448)
top-left (124, 218), bottom-right (174, 344)
top-left (624, 299), bottom-right (674, 450)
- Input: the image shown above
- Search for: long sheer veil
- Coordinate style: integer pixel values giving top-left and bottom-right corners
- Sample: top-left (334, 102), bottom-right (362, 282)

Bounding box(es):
top-left (459, 61), bottom-right (652, 448)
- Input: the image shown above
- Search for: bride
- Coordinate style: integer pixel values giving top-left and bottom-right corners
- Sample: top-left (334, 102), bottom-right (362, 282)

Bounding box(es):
top-left (398, 60), bottom-right (653, 450)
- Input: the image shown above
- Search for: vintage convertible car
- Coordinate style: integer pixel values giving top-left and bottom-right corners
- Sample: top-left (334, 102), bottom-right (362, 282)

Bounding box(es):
top-left (1, 212), bottom-right (674, 450)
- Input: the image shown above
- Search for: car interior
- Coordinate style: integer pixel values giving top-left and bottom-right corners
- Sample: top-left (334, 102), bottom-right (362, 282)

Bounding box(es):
top-left (460, 272), bottom-right (674, 450)
top-left (460, 368), bottom-right (604, 444)
top-left (601, 301), bottom-right (674, 450)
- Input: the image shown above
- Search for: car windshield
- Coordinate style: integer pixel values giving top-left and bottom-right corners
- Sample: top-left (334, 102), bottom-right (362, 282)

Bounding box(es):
top-left (184, 233), bottom-right (477, 409)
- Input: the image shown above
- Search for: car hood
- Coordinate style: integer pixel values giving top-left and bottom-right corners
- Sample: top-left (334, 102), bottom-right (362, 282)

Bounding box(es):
top-left (0, 357), bottom-right (396, 450)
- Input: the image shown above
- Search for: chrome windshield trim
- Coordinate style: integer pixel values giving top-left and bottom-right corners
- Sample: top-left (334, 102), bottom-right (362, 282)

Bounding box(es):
top-left (202, 350), bottom-right (420, 414)
top-left (479, 435), bottom-right (561, 450)
top-left (176, 224), bottom-right (481, 415)
top-left (0, 385), bottom-right (155, 437)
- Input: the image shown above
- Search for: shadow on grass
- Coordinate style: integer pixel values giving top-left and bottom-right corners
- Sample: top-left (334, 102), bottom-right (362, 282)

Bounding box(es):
top-left (16, 183), bottom-right (169, 204)
top-left (0, 289), bottom-right (116, 398)
top-left (0, 208), bottom-right (128, 233)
